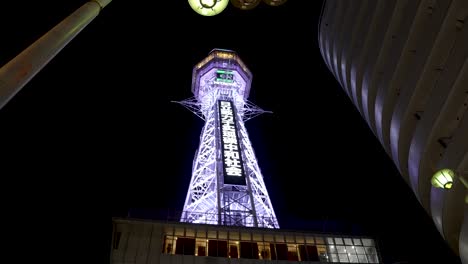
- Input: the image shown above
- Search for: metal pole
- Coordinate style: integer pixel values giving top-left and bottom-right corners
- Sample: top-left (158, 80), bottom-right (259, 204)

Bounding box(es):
top-left (0, 0), bottom-right (112, 110)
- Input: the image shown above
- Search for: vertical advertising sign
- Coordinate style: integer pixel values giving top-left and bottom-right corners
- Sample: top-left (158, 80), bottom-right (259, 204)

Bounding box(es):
top-left (218, 100), bottom-right (246, 185)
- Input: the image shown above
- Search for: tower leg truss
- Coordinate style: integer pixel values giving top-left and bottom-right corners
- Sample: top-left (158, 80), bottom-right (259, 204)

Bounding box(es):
top-left (178, 90), bottom-right (279, 228)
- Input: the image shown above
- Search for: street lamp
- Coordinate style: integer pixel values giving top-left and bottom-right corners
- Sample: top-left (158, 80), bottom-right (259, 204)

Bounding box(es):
top-left (188, 0), bottom-right (229, 16)
top-left (188, 0), bottom-right (288, 16)
top-left (431, 169), bottom-right (455, 189)
top-left (431, 168), bottom-right (468, 204)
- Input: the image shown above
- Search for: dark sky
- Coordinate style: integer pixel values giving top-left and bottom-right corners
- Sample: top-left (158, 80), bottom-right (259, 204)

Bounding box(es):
top-left (0, 1), bottom-right (461, 263)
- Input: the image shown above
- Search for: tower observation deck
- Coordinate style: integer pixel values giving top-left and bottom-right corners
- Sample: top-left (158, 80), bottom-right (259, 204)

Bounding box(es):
top-left (175, 49), bottom-right (279, 228)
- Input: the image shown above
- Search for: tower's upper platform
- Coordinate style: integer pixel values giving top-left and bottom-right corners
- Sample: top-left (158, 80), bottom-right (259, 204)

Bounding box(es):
top-left (192, 49), bottom-right (253, 101)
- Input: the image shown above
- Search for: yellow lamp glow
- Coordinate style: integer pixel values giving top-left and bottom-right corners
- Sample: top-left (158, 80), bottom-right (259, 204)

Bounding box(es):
top-left (431, 168), bottom-right (455, 189)
top-left (188, 0), bottom-right (229, 16)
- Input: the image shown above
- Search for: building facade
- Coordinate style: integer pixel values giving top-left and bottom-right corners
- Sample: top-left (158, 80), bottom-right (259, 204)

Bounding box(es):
top-left (318, 0), bottom-right (468, 262)
top-left (111, 218), bottom-right (381, 264)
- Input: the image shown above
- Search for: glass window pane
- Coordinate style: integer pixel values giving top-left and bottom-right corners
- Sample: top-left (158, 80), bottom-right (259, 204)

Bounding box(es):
top-left (208, 230), bottom-right (217, 238)
top-left (348, 254), bottom-right (359, 263)
top-left (228, 242), bottom-right (239, 258)
top-left (315, 237), bottom-right (325, 244)
top-left (186, 228), bottom-right (195, 237)
top-left (295, 235), bottom-right (305, 244)
top-left (317, 245), bottom-right (328, 262)
top-left (338, 253), bottom-right (349, 262)
top-left (328, 245), bottom-right (336, 253)
top-left (330, 253), bottom-right (339, 263)
top-left (355, 246), bottom-right (365, 254)
top-left (163, 226), bottom-right (174, 235)
top-left (344, 238), bottom-right (353, 245)
top-left (253, 233), bottom-right (262, 242)
top-left (241, 232), bottom-right (251, 241)
top-left (336, 245), bottom-right (346, 254)
top-left (263, 234), bottom-right (274, 242)
top-left (218, 231), bottom-right (227, 240)
top-left (275, 234), bottom-right (285, 243)
top-left (352, 238), bottom-right (362, 245)
top-left (367, 254), bottom-right (378, 263)
top-left (317, 245), bottom-right (327, 256)
top-left (196, 238), bottom-right (207, 256)
top-left (285, 234), bottom-right (295, 243)
top-left (334, 237), bottom-right (344, 245)
top-left (258, 242), bottom-right (271, 260)
top-left (365, 247), bottom-right (376, 255)
top-left (163, 235), bottom-right (176, 254)
top-left (229, 231), bottom-right (239, 240)
top-left (305, 236), bottom-right (315, 244)
top-left (175, 227), bottom-right (184, 236)
top-left (196, 230), bottom-right (206, 238)
top-left (358, 254), bottom-right (368, 263)
top-left (362, 239), bottom-right (374, 246)
top-left (346, 246), bottom-right (356, 254)
top-left (326, 237), bottom-right (334, 245)
top-left (287, 244), bottom-right (299, 261)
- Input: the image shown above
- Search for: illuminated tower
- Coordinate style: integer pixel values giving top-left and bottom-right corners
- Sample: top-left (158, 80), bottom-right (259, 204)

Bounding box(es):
top-left (174, 49), bottom-right (279, 229)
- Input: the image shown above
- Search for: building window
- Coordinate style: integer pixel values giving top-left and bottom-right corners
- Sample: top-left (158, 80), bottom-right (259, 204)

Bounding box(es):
top-left (160, 230), bottom-right (378, 263)
top-left (287, 244), bottom-right (299, 261)
top-left (330, 253), bottom-right (339, 262)
top-left (338, 253), bottom-right (349, 262)
top-left (344, 238), bottom-right (353, 245)
top-left (315, 237), bottom-right (325, 245)
top-left (258, 242), bottom-right (271, 260)
top-left (316, 245), bottom-right (328, 262)
top-left (229, 242), bottom-right (239, 258)
top-left (163, 235), bottom-right (176, 254)
top-left (195, 239), bottom-right (207, 256)
top-left (362, 238), bottom-right (374, 247)
top-left (298, 245), bottom-right (319, 261)
top-left (334, 237), bottom-right (344, 245)
top-left (367, 254), bottom-right (379, 263)
top-left (240, 241), bottom-right (259, 259)
top-left (357, 254), bottom-right (368, 263)
top-left (175, 237), bottom-right (195, 255)
top-left (274, 243), bottom-right (288, 260)
top-left (208, 239), bottom-right (228, 257)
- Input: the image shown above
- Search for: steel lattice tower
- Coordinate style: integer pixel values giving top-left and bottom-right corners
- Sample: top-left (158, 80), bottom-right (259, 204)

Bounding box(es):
top-left (174, 49), bottom-right (279, 229)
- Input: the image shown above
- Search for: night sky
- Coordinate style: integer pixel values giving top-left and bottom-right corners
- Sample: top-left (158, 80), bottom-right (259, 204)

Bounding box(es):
top-left (0, 1), bottom-right (461, 263)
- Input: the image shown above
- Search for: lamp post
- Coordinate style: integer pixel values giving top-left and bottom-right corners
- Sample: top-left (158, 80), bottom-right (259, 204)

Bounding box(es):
top-left (0, 0), bottom-right (113, 110)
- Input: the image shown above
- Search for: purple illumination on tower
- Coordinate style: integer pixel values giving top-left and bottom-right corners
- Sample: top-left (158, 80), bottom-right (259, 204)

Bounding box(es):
top-left (174, 49), bottom-right (279, 228)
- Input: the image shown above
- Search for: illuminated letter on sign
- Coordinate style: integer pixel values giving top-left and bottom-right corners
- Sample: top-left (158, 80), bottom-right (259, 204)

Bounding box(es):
top-left (218, 100), bottom-right (246, 185)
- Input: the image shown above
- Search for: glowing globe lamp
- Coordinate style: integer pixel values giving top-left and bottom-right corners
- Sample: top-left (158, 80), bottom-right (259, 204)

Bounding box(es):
top-left (188, 0), bottom-right (229, 16)
top-left (431, 168), bottom-right (455, 189)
